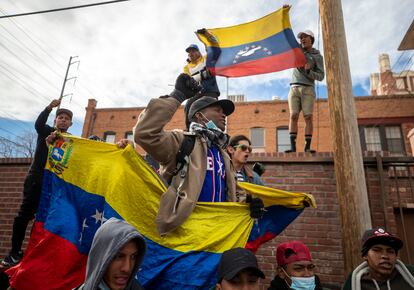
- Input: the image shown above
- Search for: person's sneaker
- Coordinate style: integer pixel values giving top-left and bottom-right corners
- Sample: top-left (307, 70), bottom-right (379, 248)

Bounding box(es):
top-left (1, 252), bottom-right (23, 268)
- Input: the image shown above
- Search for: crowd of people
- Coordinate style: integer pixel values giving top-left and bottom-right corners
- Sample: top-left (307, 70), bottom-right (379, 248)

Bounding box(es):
top-left (1, 28), bottom-right (413, 290)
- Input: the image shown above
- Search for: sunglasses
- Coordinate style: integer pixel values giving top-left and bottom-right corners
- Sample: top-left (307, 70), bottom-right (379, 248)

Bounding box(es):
top-left (233, 144), bottom-right (252, 153)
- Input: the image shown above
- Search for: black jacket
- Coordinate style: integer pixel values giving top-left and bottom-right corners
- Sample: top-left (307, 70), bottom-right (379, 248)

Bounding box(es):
top-left (29, 107), bottom-right (55, 175)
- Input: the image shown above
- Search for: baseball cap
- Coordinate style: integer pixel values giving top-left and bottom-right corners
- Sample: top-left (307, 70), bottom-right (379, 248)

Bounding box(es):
top-left (361, 227), bottom-right (403, 256)
top-left (185, 44), bottom-right (199, 52)
top-left (217, 248), bottom-right (265, 281)
top-left (276, 241), bottom-right (312, 266)
top-left (188, 96), bottom-right (234, 121)
top-left (297, 30), bottom-right (314, 39)
top-left (56, 108), bottom-right (73, 119)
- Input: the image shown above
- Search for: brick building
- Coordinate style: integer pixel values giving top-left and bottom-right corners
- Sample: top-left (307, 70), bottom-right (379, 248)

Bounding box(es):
top-left (370, 53), bottom-right (414, 96)
top-left (81, 94), bottom-right (414, 156)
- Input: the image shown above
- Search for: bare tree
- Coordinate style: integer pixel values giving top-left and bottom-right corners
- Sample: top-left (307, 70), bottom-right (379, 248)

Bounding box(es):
top-left (0, 130), bottom-right (37, 158)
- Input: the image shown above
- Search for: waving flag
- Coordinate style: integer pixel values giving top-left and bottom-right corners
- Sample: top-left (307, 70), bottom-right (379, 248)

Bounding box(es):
top-left (7, 135), bottom-right (315, 290)
top-left (197, 6), bottom-right (306, 77)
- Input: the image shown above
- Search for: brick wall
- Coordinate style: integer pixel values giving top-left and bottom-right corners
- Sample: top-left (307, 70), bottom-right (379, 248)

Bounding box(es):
top-left (1, 154), bottom-right (413, 289)
top-left (0, 158), bottom-right (32, 258)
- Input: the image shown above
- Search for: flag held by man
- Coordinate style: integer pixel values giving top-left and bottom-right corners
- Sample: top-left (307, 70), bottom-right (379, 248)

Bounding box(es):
top-left (197, 6), bottom-right (306, 77)
top-left (7, 136), bottom-right (315, 289)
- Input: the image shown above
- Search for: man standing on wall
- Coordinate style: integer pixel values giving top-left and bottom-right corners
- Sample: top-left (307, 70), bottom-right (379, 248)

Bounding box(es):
top-left (286, 29), bottom-right (324, 153)
top-left (1, 100), bottom-right (73, 268)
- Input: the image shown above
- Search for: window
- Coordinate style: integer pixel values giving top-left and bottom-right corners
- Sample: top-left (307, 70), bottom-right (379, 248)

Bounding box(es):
top-left (364, 127), bottom-right (381, 151)
top-left (125, 131), bottom-right (134, 141)
top-left (385, 126), bottom-right (404, 153)
top-left (104, 131), bottom-right (116, 143)
top-left (396, 78), bottom-right (406, 90)
top-left (276, 127), bottom-right (290, 152)
top-left (250, 128), bottom-right (265, 151)
top-left (360, 125), bottom-right (405, 154)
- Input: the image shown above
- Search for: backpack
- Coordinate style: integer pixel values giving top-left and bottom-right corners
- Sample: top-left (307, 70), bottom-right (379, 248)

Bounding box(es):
top-left (170, 134), bottom-right (196, 180)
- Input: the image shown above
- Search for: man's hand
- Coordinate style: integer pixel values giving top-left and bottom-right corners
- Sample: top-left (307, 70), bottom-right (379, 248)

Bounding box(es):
top-left (196, 28), bottom-right (208, 35)
top-left (304, 63), bottom-right (312, 70)
top-left (47, 99), bottom-right (61, 110)
top-left (246, 194), bottom-right (265, 219)
top-left (170, 73), bottom-right (202, 103)
top-left (117, 139), bottom-right (134, 149)
top-left (45, 131), bottom-right (60, 146)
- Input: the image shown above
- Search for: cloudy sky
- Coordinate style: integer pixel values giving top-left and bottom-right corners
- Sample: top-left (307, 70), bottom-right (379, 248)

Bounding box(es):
top-left (0, 0), bottom-right (413, 139)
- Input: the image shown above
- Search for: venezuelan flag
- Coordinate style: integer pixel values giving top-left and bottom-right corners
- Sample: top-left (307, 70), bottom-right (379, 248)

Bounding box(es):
top-left (197, 6), bottom-right (306, 77)
top-left (6, 136), bottom-right (315, 290)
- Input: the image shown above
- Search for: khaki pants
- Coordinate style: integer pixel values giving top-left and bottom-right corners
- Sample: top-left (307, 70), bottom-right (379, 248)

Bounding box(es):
top-left (288, 85), bottom-right (316, 116)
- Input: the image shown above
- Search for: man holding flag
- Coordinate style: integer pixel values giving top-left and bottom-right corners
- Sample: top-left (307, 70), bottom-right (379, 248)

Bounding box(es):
top-left (134, 73), bottom-right (265, 235)
top-left (1, 99), bottom-right (73, 268)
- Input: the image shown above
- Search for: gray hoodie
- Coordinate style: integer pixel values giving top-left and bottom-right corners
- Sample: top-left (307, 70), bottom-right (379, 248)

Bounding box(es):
top-left (75, 218), bottom-right (146, 290)
top-left (290, 47), bottom-right (324, 87)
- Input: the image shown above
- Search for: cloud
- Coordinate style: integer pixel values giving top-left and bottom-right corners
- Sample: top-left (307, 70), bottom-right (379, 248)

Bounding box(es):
top-left (0, 0), bottom-right (412, 137)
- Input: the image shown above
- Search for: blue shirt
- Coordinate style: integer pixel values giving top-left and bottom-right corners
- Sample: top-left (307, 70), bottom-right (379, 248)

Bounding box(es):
top-left (198, 145), bottom-right (226, 202)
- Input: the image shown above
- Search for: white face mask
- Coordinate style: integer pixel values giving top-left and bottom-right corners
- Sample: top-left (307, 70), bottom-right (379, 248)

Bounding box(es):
top-left (290, 276), bottom-right (316, 290)
top-left (282, 268), bottom-right (316, 290)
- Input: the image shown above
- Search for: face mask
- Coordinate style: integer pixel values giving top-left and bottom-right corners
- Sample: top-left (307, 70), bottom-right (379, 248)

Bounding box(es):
top-left (290, 276), bottom-right (316, 290)
top-left (199, 112), bottom-right (223, 132)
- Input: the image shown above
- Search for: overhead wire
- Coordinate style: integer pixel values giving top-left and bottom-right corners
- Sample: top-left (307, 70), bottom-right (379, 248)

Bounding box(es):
top-left (0, 0), bottom-right (130, 19)
top-left (0, 4), bottom-right (134, 111)
top-left (0, 9), bottom-right (99, 111)
top-left (0, 62), bottom-right (51, 102)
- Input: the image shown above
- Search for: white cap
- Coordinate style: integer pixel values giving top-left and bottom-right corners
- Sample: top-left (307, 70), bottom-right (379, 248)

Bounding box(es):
top-left (297, 30), bottom-right (314, 38)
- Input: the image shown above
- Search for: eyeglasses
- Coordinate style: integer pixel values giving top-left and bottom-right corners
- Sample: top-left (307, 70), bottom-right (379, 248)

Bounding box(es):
top-left (233, 144), bottom-right (252, 153)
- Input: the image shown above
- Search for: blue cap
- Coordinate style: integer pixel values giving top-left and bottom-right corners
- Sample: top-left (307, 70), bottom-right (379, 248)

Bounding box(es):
top-left (185, 44), bottom-right (199, 52)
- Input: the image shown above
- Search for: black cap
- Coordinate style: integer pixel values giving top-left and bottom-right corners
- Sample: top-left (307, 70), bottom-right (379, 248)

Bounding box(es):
top-left (218, 248), bottom-right (265, 281)
top-left (56, 108), bottom-right (73, 119)
top-left (188, 96), bottom-right (234, 121)
top-left (361, 227), bottom-right (403, 256)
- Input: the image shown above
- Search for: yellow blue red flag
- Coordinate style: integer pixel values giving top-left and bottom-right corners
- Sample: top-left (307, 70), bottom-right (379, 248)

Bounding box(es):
top-left (6, 135), bottom-right (315, 289)
top-left (197, 6), bottom-right (306, 77)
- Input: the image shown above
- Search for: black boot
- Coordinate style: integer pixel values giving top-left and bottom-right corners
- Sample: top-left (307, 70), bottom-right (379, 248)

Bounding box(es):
top-left (285, 132), bottom-right (297, 153)
top-left (304, 135), bottom-right (315, 153)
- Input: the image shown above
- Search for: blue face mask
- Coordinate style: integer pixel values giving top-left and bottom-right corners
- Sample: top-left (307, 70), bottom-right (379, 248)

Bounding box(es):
top-left (205, 119), bottom-right (220, 130)
top-left (290, 276), bottom-right (316, 290)
top-left (199, 112), bottom-right (223, 132)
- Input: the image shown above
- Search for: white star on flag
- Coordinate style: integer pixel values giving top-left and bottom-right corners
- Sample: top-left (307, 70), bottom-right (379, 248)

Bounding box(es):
top-left (91, 209), bottom-right (104, 224)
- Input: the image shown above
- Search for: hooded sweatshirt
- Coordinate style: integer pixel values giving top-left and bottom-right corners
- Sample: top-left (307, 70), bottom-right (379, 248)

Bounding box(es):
top-left (342, 260), bottom-right (414, 290)
top-left (290, 48), bottom-right (324, 87)
top-left (75, 218), bottom-right (146, 290)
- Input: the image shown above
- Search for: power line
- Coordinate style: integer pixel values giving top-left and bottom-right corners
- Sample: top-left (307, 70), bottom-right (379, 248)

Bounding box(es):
top-left (0, 9), bottom-right (111, 108)
top-left (0, 0), bottom-right (130, 19)
top-left (0, 62), bottom-right (50, 102)
top-left (0, 41), bottom-right (61, 92)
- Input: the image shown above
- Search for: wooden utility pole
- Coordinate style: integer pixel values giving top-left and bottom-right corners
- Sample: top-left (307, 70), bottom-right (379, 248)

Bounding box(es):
top-left (319, 0), bottom-right (372, 274)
